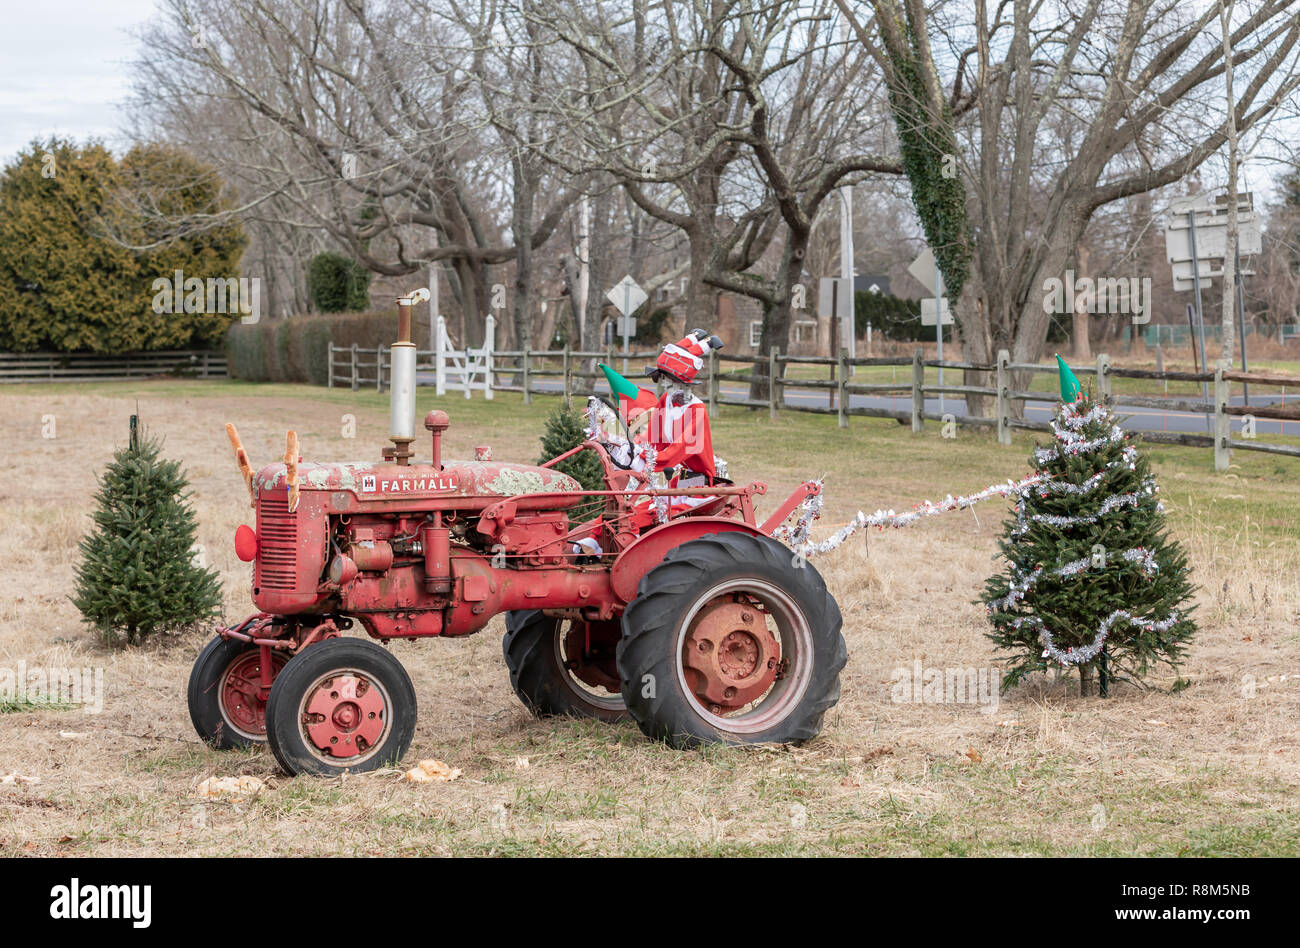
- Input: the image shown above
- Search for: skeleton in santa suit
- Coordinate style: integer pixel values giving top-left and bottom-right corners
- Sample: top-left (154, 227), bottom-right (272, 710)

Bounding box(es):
top-left (572, 332), bottom-right (726, 558)
top-left (644, 329), bottom-right (722, 464)
top-left (614, 330), bottom-right (725, 529)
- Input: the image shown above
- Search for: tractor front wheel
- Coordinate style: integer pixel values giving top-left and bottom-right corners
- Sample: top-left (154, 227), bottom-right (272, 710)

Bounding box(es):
top-left (503, 611), bottom-right (628, 723)
top-left (188, 634), bottom-right (288, 749)
top-left (618, 532), bottom-right (846, 749)
top-left (265, 638), bottom-right (417, 776)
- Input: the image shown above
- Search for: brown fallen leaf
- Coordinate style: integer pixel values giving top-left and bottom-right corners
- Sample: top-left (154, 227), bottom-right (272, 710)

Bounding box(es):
top-left (195, 775), bottom-right (266, 799)
top-left (964, 746), bottom-right (983, 763)
top-left (403, 759), bottom-right (462, 783)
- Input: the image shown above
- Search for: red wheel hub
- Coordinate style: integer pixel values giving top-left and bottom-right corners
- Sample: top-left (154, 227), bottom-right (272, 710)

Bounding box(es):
top-left (682, 597), bottom-right (781, 712)
top-left (302, 674), bottom-right (387, 758)
top-left (221, 650), bottom-right (287, 736)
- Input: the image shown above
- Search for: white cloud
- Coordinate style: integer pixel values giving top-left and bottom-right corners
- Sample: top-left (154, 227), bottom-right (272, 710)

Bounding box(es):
top-left (0, 0), bottom-right (157, 161)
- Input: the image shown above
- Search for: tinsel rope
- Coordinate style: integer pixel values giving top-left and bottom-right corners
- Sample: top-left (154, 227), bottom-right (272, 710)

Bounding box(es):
top-left (773, 474), bottom-right (1050, 555)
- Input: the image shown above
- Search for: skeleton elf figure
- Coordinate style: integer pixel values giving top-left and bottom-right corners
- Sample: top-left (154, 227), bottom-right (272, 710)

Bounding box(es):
top-left (982, 356), bottom-right (1196, 697)
top-left (596, 329), bottom-right (727, 529)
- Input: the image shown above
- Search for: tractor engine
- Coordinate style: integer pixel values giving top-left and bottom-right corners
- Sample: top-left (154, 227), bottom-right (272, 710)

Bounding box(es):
top-left (241, 410), bottom-right (611, 640)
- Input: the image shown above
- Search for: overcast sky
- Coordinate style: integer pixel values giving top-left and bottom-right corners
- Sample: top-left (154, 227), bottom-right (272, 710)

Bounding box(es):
top-left (0, 0), bottom-right (1290, 205)
top-left (0, 0), bottom-right (157, 164)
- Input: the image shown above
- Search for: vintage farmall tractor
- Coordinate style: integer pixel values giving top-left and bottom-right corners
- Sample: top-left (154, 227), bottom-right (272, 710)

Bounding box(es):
top-left (189, 290), bottom-right (846, 775)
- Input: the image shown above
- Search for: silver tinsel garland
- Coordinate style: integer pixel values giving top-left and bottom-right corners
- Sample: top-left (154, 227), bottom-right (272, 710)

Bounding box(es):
top-left (1014, 610), bottom-right (1182, 666)
top-left (774, 474), bottom-right (1049, 556)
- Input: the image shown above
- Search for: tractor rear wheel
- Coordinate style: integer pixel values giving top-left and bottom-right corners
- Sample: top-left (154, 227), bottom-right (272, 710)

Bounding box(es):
top-left (265, 638), bottom-right (417, 776)
top-left (188, 634), bottom-right (288, 749)
top-left (617, 532), bottom-right (845, 749)
top-left (503, 611), bottom-right (628, 722)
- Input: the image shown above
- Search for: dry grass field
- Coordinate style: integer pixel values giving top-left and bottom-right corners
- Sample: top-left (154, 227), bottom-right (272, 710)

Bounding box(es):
top-left (1, 378), bottom-right (1298, 856)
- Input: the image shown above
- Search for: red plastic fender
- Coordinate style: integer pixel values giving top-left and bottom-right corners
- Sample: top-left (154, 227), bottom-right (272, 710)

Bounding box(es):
top-left (609, 517), bottom-right (765, 603)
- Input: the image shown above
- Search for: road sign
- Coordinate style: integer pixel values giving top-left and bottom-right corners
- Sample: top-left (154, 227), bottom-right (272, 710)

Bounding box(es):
top-left (855, 275), bottom-right (890, 295)
top-left (606, 275), bottom-right (647, 316)
top-left (817, 277), bottom-right (852, 320)
top-left (908, 248), bottom-right (938, 294)
top-left (606, 275), bottom-right (647, 371)
top-left (1165, 192), bottom-right (1260, 290)
top-left (921, 298), bottom-right (953, 326)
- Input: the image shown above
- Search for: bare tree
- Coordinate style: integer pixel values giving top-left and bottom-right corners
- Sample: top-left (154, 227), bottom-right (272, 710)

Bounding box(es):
top-left (516, 0), bottom-right (899, 397)
top-left (128, 0), bottom-right (581, 343)
top-left (839, 0), bottom-right (1300, 410)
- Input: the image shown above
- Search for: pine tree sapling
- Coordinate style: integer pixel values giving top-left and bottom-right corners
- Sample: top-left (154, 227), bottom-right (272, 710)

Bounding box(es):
top-left (538, 404), bottom-right (604, 492)
top-left (983, 394), bottom-right (1196, 694)
top-left (72, 423), bottom-right (222, 646)
top-left (538, 405), bottom-right (606, 522)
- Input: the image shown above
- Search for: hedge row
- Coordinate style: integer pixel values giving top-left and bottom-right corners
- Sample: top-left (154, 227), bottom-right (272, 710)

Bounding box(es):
top-left (224, 310), bottom-right (432, 385)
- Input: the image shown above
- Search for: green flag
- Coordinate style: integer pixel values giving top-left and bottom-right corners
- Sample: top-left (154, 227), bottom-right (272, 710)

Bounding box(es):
top-left (599, 363), bottom-right (656, 414)
top-left (1056, 354), bottom-right (1082, 402)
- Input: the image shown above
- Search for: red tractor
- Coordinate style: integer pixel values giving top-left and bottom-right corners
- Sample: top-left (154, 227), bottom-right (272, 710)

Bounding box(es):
top-left (189, 295), bottom-right (846, 775)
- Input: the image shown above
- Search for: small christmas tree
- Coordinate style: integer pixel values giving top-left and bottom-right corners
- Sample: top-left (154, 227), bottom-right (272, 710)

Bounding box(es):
top-left (537, 404), bottom-right (605, 492)
top-left (538, 404), bottom-right (606, 521)
top-left (983, 358), bottom-right (1196, 695)
top-left (72, 417), bottom-right (222, 646)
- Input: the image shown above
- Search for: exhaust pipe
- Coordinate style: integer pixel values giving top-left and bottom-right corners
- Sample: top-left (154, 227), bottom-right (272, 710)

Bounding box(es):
top-left (385, 287), bottom-right (429, 465)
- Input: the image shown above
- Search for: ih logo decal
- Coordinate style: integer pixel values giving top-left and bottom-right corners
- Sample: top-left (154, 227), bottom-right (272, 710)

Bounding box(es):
top-left (361, 474), bottom-right (377, 493)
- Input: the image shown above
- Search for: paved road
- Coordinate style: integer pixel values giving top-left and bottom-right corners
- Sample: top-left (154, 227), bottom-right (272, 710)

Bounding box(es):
top-left (419, 373), bottom-right (1297, 438)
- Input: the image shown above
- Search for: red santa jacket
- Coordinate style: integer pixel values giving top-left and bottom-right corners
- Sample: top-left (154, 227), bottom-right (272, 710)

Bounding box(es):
top-left (638, 390), bottom-right (715, 480)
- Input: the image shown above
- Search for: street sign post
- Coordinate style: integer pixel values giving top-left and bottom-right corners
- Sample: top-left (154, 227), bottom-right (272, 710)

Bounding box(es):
top-left (1165, 192), bottom-right (1260, 421)
top-left (911, 247), bottom-right (947, 413)
top-left (606, 275), bottom-right (647, 373)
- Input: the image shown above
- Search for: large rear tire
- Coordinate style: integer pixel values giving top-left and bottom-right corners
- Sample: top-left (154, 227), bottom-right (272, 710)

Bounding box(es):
top-left (617, 532), bottom-right (845, 749)
top-left (265, 638), bottom-right (417, 776)
top-left (504, 611), bottom-right (628, 722)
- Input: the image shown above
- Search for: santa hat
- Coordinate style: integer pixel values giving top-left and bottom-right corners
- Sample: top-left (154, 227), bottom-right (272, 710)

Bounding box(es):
top-left (649, 329), bottom-right (724, 384)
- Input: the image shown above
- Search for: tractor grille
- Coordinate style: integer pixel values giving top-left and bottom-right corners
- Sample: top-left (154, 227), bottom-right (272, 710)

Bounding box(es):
top-left (256, 494), bottom-right (298, 590)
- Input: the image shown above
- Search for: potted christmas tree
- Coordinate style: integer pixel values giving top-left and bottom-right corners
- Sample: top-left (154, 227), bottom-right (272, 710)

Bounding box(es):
top-left (983, 357), bottom-right (1197, 696)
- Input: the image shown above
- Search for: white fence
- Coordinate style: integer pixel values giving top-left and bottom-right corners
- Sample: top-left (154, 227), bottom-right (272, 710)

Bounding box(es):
top-left (435, 314), bottom-right (494, 399)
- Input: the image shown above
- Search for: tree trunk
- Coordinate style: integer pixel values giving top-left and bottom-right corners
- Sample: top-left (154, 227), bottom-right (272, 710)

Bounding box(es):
top-left (746, 235), bottom-right (804, 402)
top-left (510, 156), bottom-right (536, 384)
top-left (451, 257), bottom-right (489, 348)
top-left (582, 186), bottom-right (615, 370)
top-left (956, 281), bottom-right (993, 417)
top-left (684, 236), bottom-right (718, 333)
top-left (1079, 663), bottom-right (1097, 697)
top-left (1220, 0), bottom-right (1240, 367)
top-left (1073, 243), bottom-right (1093, 361)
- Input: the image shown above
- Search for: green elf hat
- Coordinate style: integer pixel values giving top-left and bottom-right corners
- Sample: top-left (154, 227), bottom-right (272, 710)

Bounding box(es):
top-left (599, 363), bottom-right (657, 415)
top-left (1055, 354), bottom-right (1082, 402)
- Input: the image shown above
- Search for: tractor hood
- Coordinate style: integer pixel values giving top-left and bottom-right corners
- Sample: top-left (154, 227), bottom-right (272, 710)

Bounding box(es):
top-left (253, 459), bottom-right (581, 501)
